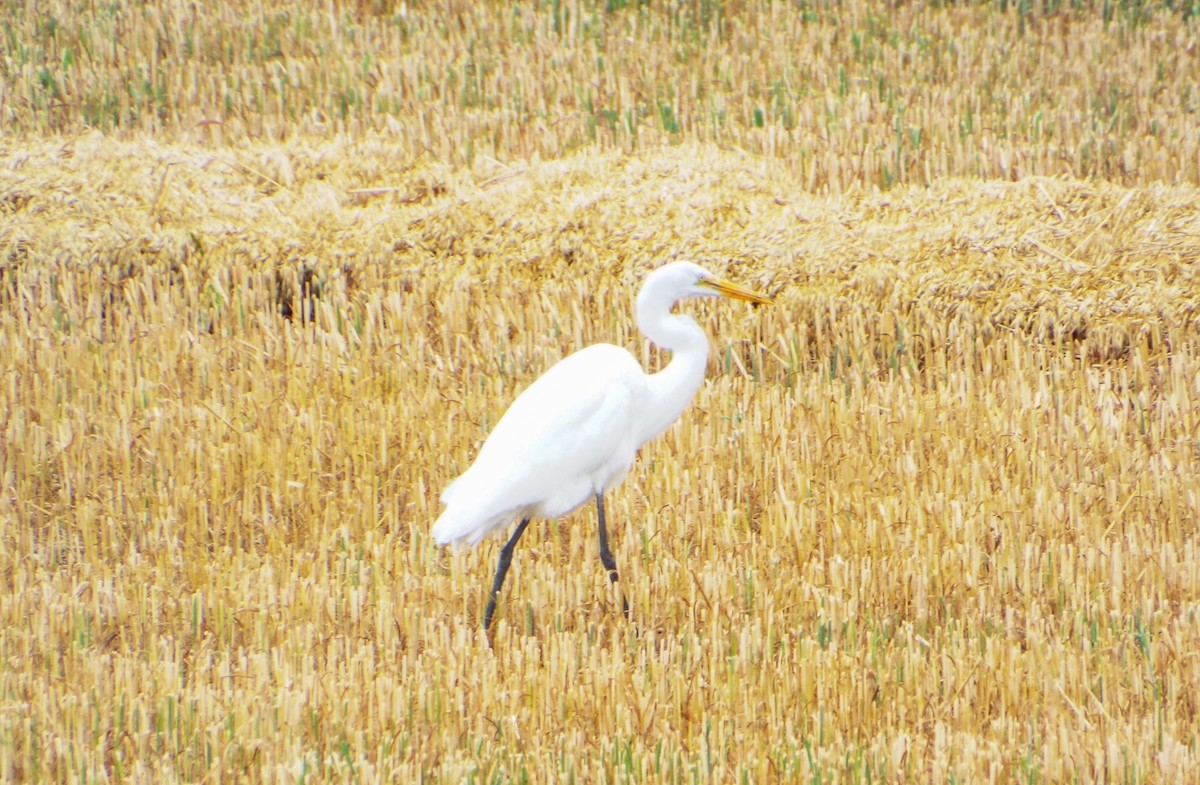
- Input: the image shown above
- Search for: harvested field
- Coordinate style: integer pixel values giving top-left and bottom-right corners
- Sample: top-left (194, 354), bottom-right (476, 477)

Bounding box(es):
top-left (3, 2), bottom-right (1200, 783)
top-left (4, 1), bottom-right (1200, 188)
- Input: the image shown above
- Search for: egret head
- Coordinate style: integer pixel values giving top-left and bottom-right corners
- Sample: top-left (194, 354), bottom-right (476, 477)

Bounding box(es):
top-left (645, 261), bottom-right (773, 305)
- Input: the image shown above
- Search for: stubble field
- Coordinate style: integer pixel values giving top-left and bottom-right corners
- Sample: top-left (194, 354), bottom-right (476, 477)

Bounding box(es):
top-left (2, 1), bottom-right (1200, 783)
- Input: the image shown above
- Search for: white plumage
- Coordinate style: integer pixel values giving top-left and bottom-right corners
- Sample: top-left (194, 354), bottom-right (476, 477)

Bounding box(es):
top-left (431, 261), bottom-right (772, 629)
top-left (434, 344), bottom-right (646, 545)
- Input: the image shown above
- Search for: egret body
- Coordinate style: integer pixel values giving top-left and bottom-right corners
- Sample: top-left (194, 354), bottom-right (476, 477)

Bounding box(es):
top-left (432, 261), bottom-right (772, 630)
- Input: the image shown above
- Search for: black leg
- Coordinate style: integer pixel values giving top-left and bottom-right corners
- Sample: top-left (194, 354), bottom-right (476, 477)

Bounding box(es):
top-left (483, 517), bottom-right (531, 631)
top-left (595, 494), bottom-right (630, 619)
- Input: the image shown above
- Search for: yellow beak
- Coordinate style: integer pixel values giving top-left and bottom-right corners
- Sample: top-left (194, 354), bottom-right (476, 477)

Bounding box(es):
top-left (700, 276), bottom-right (774, 305)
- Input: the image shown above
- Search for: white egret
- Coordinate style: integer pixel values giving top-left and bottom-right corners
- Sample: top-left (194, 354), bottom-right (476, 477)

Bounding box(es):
top-left (432, 261), bottom-right (773, 630)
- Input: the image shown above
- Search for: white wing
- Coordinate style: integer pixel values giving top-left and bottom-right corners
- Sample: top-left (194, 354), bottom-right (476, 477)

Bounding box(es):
top-left (432, 344), bottom-right (648, 546)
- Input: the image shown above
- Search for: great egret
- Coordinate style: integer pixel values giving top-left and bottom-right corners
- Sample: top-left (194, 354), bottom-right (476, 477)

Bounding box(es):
top-left (432, 261), bottom-right (773, 631)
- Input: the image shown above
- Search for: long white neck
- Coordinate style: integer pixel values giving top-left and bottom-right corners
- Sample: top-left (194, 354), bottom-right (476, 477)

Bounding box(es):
top-left (636, 287), bottom-right (710, 443)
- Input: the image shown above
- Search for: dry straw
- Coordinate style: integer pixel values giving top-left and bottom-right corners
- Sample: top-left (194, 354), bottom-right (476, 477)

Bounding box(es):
top-left (2, 0), bottom-right (1200, 781)
top-left (3, 1), bottom-right (1199, 189)
top-left (3, 134), bottom-right (1199, 782)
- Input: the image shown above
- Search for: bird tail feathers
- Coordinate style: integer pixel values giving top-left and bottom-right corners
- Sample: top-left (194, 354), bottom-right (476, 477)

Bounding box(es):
top-left (431, 503), bottom-right (518, 547)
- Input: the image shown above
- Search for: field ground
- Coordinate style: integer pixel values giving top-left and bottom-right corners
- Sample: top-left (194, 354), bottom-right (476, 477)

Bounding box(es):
top-left (2, 135), bottom-right (1199, 782)
top-left (3, 1), bottom-right (1200, 783)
